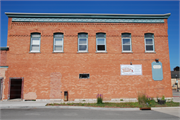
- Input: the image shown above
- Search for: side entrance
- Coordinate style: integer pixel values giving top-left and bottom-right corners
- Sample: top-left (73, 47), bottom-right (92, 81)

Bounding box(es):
top-left (0, 78), bottom-right (3, 100)
top-left (8, 78), bottom-right (24, 100)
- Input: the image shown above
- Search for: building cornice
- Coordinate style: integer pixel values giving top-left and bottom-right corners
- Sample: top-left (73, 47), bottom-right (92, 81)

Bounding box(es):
top-left (5, 12), bottom-right (171, 19)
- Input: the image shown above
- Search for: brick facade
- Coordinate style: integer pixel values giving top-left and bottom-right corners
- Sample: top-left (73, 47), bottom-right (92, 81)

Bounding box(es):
top-left (0, 50), bottom-right (8, 66)
top-left (2, 13), bottom-right (172, 101)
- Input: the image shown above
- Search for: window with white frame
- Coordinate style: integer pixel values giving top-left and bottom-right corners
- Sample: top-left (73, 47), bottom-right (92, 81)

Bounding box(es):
top-left (54, 33), bottom-right (64, 52)
top-left (145, 33), bottom-right (154, 52)
top-left (78, 33), bottom-right (88, 52)
top-left (96, 33), bottom-right (106, 52)
top-left (30, 33), bottom-right (41, 52)
top-left (122, 33), bottom-right (131, 52)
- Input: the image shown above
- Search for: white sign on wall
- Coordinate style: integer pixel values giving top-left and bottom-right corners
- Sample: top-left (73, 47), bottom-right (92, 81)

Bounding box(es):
top-left (121, 65), bottom-right (142, 75)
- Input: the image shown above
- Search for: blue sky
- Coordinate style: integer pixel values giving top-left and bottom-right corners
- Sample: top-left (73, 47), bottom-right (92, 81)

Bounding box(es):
top-left (0, 1), bottom-right (179, 70)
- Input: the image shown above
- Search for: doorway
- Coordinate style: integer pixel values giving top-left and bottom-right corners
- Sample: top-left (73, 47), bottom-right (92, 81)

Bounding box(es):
top-left (0, 78), bottom-right (3, 100)
top-left (9, 78), bottom-right (23, 99)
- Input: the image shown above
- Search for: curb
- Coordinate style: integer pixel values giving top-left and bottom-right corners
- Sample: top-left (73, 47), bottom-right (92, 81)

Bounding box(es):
top-left (1, 106), bottom-right (180, 110)
top-left (151, 107), bottom-right (180, 110)
top-left (0, 106), bottom-right (139, 111)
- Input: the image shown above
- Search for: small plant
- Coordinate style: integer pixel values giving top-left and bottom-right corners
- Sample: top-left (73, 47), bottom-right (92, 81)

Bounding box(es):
top-left (96, 93), bottom-right (103, 104)
top-left (120, 99), bottom-right (123, 101)
top-left (161, 95), bottom-right (165, 100)
top-left (82, 100), bottom-right (86, 102)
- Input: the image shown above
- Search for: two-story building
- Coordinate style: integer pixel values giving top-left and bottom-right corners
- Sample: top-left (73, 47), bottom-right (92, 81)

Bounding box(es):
top-left (2, 12), bottom-right (172, 101)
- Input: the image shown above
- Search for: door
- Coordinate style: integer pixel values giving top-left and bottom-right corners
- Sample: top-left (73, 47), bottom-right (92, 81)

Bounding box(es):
top-left (0, 78), bottom-right (3, 100)
top-left (9, 79), bottom-right (22, 99)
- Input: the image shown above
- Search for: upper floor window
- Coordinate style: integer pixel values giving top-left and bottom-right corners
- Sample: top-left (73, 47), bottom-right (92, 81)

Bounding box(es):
top-left (30, 33), bottom-right (41, 52)
top-left (54, 33), bottom-right (64, 52)
top-left (96, 33), bottom-right (106, 52)
top-left (144, 33), bottom-right (154, 52)
top-left (78, 33), bottom-right (88, 52)
top-left (122, 33), bottom-right (132, 52)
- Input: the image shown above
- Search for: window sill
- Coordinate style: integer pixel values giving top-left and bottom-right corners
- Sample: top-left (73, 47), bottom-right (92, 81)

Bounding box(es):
top-left (145, 51), bottom-right (156, 54)
top-left (77, 51), bottom-right (89, 53)
top-left (122, 51), bottom-right (133, 54)
top-left (52, 51), bottom-right (64, 53)
top-left (29, 51), bottom-right (41, 53)
top-left (96, 51), bottom-right (107, 53)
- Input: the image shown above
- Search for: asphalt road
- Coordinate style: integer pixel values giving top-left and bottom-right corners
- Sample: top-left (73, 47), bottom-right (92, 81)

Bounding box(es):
top-left (1, 108), bottom-right (180, 120)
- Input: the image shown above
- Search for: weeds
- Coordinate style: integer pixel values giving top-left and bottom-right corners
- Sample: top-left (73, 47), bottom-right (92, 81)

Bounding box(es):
top-left (97, 94), bottom-right (103, 104)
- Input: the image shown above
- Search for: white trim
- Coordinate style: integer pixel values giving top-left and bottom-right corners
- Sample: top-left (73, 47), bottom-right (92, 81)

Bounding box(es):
top-left (78, 37), bottom-right (88, 52)
top-left (122, 35), bottom-right (132, 52)
top-left (53, 36), bottom-right (64, 52)
top-left (96, 37), bottom-right (106, 52)
top-left (144, 34), bottom-right (155, 52)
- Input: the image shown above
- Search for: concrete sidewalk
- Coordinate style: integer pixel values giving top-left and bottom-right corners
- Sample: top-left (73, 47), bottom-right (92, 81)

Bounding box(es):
top-left (0, 100), bottom-right (180, 110)
top-left (0, 101), bottom-right (48, 109)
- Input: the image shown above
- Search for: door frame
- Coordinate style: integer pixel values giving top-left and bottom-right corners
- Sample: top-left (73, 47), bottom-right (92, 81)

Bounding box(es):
top-left (8, 77), bottom-right (24, 100)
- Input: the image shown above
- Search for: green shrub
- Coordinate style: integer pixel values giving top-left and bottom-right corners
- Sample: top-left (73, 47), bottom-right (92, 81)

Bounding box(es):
top-left (161, 95), bottom-right (165, 100)
top-left (120, 99), bottom-right (123, 101)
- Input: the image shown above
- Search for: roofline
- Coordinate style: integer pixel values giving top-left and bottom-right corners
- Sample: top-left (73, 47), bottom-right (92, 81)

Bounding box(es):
top-left (5, 12), bottom-right (171, 19)
top-left (0, 46), bottom-right (9, 51)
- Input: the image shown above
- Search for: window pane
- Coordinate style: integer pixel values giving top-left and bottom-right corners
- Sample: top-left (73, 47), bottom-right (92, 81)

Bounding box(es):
top-left (146, 45), bottom-right (153, 51)
top-left (146, 39), bottom-right (153, 44)
top-left (32, 34), bottom-right (40, 38)
top-left (31, 45), bottom-right (39, 51)
top-left (32, 38), bottom-right (40, 45)
top-left (145, 33), bottom-right (153, 38)
top-left (97, 39), bottom-right (105, 45)
top-left (123, 39), bottom-right (130, 45)
top-left (122, 33), bottom-right (131, 37)
top-left (123, 45), bottom-right (130, 51)
top-left (55, 39), bottom-right (63, 45)
top-left (79, 39), bottom-right (87, 44)
top-left (97, 45), bottom-right (105, 51)
top-left (79, 45), bottom-right (87, 51)
top-left (97, 33), bottom-right (105, 38)
top-left (79, 33), bottom-right (87, 38)
top-left (55, 46), bottom-right (62, 51)
top-left (54, 34), bottom-right (63, 38)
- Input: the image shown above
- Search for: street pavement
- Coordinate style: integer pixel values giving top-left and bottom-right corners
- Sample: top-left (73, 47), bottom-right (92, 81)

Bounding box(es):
top-left (1, 108), bottom-right (180, 120)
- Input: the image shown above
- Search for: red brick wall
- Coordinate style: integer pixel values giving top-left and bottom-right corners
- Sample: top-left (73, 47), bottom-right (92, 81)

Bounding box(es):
top-left (0, 51), bottom-right (7, 66)
top-left (3, 18), bottom-right (172, 100)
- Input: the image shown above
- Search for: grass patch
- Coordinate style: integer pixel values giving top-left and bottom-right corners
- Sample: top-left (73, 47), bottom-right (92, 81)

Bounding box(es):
top-left (46, 101), bottom-right (180, 108)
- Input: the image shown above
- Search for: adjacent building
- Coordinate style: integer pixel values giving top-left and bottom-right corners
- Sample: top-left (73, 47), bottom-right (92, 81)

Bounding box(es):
top-left (0, 47), bottom-right (9, 100)
top-left (1, 12), bottom-right (172, 101)
top-left (171, 71), bottom-right (180, 90)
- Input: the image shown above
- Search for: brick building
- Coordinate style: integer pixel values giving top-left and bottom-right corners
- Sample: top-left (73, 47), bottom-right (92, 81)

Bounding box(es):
top-left (2, 12), bottom-right (172, 101)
